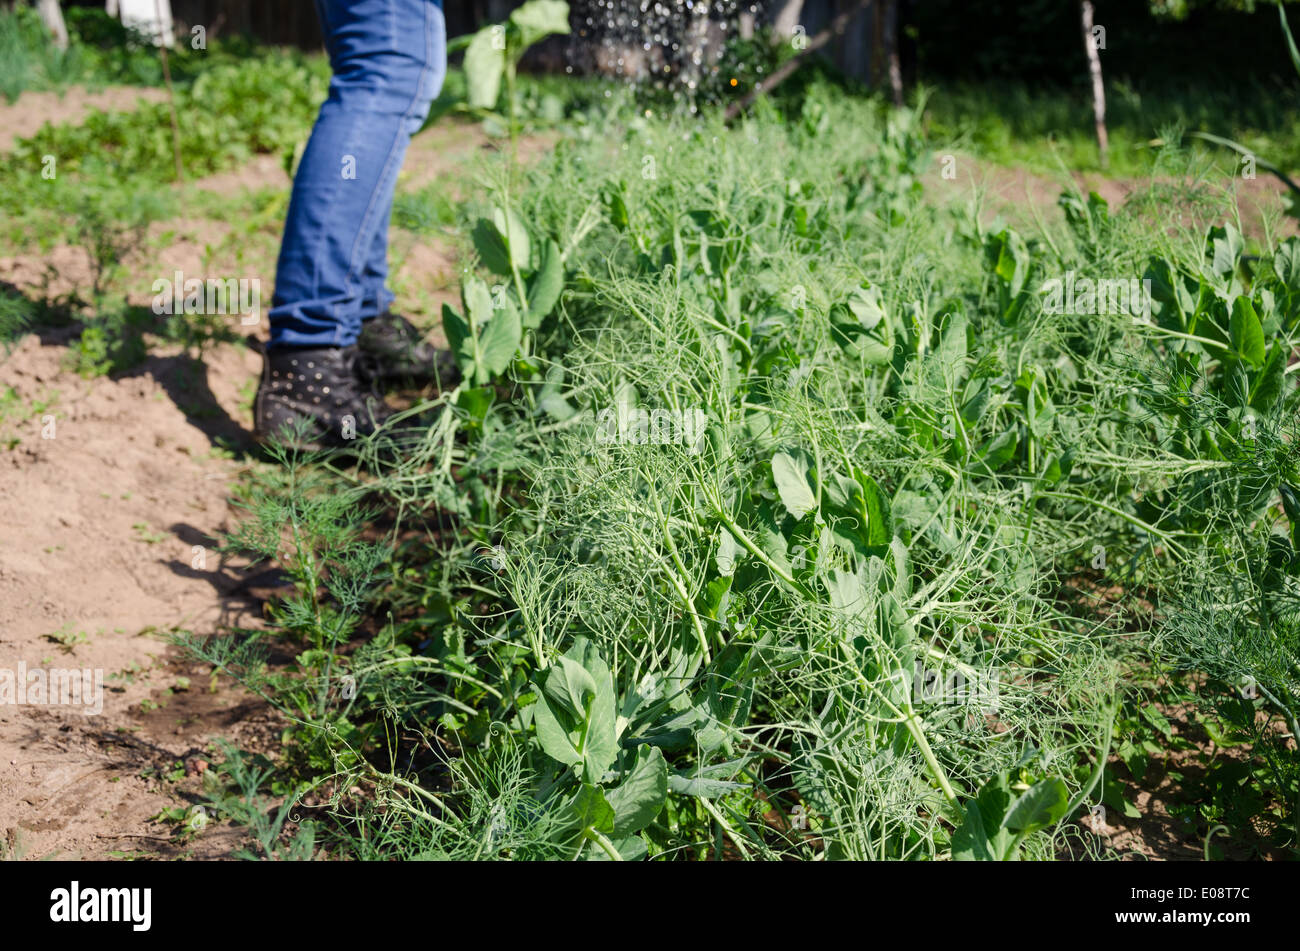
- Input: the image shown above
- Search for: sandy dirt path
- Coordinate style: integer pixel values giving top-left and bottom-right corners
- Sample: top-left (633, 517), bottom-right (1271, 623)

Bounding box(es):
top-left (0, 88), bottom-right (490, 857)
top-left (0, 328), bottom-right (284, 859)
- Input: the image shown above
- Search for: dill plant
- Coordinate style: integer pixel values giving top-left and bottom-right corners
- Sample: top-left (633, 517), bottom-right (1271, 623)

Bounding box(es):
top-left (197, 77), bottom-right (1300, 859)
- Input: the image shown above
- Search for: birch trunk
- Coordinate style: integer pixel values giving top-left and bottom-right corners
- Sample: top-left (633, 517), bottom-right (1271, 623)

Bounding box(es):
top-left (771, 0), bottom-right (804, 45)
top-left (37, 0), bottom-right (68, 51)
top-left (1081, 0), bottom-right (1108, 168)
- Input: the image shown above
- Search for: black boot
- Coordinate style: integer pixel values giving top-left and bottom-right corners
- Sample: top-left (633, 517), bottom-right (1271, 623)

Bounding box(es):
top-left (358, 311), bottom-right (461, 386)
top-left (254, 344), bottom-right (395, 450)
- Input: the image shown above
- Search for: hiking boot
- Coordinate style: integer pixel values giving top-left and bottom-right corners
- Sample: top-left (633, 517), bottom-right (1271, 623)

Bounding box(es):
top-left (358, 311), bottom-right (461, 387)
top-left (254, 344), bottom-right (396, 450)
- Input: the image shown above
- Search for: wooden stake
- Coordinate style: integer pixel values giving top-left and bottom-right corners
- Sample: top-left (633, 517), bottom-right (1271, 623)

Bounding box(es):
top-left (153, 0), bottom-right (185, 182)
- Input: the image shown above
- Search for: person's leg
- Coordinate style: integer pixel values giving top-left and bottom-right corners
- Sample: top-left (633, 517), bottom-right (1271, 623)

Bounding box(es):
top-left (267, 0), bottom-right (445, 350)
top-left (355, 195), bottom-right (398, 321)
top-left (257, 0), bottom-right (445, 446)
top-left (356, 26), bottom-right (444, 323)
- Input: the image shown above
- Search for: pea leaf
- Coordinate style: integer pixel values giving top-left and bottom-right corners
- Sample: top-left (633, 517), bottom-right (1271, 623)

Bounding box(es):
top-left (532, 691), bottom-right (584, 769)
top-left (716, 528), bottom-right (741, 576)
top-left (471, 218), bottom-right (512, 275)
top-left (855, 469), bottom-right (892, 547)
top-left (1208, 224), bottom-right (1244, 279)
top-left (475, 296), bottom-right (521, 383)
top-left (525, 238), bottom-right (563, 328)
top-left (568, 783), bottom-right (615, 835)
top-left (472, 206), bottom-right (532, 276)
top-left (952, 800), bottom-right (996, 861)
top-left (846, 283), bottom-right (886, 330)
top-left (976, 428), bottom-right (1018, 472)
top-left (493, 205), bottom-right (532, 273)
top-left (1272, 237), bottom-right (1300, 291)
top-left (827, 565), bottom-right (873, 620)
top-left (667, 774), bottom-right (747, 797)
top-left (448, 277), bottom-right (522, 384)
top-left (456, 386), bottom-right (494, 425)
top-left (585, 835), bottom-right (648, 861)
top-left (772, 450), bottom-right (817, 520)
top-left (542, 653), bottom-right (598, 714)
top-left (605, 746), bottom-right (668, 835)
top-left (753, 500), bottom-right (793, 578)
top-left (463, 27), bottom-right (505, 109)
top-left (532, 637), bottom-right (619, 781)
top-left (1248, 346), bottom-right (1286, 413)
top-left (441, 302), bottom-right (472, 373)
top-left (1003, 777), bottom-right (1069, 833)
top-left (1229, 296), bottom-right (1266, 369)
top-left (602, 181), bottom-right (629, 230)
top-left (855, 330), bottom-right (894, 366)
top-left (509, 0), bottom-right (571, 49)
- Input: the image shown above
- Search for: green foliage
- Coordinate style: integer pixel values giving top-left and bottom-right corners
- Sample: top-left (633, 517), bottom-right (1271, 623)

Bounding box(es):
top-left (953, 765), bottom-right (1070, 861)
top-left (0, 287), bottom-right (31, 356)
top-left (0, 6), bottom-right (296, 102)
top-left (453, 0), bottom-right (571, 153)
top-left (203, 740), bottom-right (319, 861)
top-left (460, 0), bottom-right (570, 112)
top-left (925, 78), bottom-right (1300, 176)
top-left (152, 63), bottom-right (1298, 861)
top-left (66, 305), bottom-right (149, 378)
top-left (8, 56), bottom-right (329, 194)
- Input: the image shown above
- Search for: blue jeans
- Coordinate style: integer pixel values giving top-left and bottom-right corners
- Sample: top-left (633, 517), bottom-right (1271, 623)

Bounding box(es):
top-left (268, 0), bottom-right (446, 350)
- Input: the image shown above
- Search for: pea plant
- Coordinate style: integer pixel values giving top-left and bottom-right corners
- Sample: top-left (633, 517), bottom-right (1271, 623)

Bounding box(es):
top-left (202, 68), bottom-right (1300, 860)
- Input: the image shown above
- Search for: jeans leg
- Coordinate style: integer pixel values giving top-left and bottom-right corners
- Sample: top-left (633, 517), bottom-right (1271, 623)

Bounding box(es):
top-left (269, 0), bottom-right (446, 350)
top-left (359, 12), bottom-right (444, 323)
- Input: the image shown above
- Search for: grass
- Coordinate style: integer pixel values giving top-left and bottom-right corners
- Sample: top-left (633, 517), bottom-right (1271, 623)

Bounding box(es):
top-left (0, 6), bottom-right (293, 103)
top-left (923, 77), bottom-right (1300, 178)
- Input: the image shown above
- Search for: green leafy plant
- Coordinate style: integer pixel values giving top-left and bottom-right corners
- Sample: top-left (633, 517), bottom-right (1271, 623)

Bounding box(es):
top-left (455, 0), bottom-right (571, 158)
top-left (952, 767), bottom-right (1071, 861)
top-left (163, 63), bottom-right (1300, 862)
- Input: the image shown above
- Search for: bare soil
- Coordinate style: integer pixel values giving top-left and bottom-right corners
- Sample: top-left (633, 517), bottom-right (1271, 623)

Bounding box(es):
top-left (920, 150), bottom-right (1297, 241)
top-left (0, 328), bottom-right (278, 860)
top-left (0, 95), bottom-right (491, 859)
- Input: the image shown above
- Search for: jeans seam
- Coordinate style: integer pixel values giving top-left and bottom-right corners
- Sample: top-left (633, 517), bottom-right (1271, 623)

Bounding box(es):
top-left (342, 1), bottom-right (436, 323)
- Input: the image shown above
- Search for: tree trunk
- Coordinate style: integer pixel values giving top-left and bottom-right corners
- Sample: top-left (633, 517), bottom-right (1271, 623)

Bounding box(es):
top-left (116, 0), bottom-right (172, 44)
top-left (884, 0), bottom-right (903, 106)
top-left (1080, 0), bottom-right (1108, 168)
top-left (729, 0), bottom-right (873, 119)
top-left (106, 0), bottom-right (119, 17)
top-left (870, 0), bottom-right (883, 90)
top-left (771, 0), bottom-right (804, 45)
top-left (37, 0), bottom-right (68, 51)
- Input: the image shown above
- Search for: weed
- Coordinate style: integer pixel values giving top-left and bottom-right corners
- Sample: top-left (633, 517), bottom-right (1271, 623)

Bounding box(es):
top-left (43, 625), bottom-right (89, 654)
top-left (131, 523), bottom-right (169, 545)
